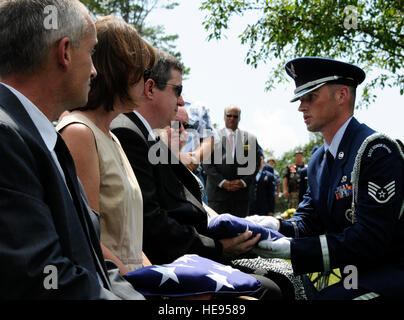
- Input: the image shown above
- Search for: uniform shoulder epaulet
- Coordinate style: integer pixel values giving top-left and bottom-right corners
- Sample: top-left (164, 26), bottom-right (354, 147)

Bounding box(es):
top-left (351, 132), bottom-right (404, 220)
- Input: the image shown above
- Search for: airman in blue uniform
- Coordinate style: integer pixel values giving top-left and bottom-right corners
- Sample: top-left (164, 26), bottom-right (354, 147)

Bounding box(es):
top-left (255, 57), bottom-right (404, 299)
top-left (249, 157), bottom-right (276, 216)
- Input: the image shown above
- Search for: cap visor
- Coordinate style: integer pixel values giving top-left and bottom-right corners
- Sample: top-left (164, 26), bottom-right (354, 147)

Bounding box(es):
top-left (289, 82), bottom-right (327, 102)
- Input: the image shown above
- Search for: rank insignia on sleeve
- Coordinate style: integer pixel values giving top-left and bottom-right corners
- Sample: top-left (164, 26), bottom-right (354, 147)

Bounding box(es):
top-left (335, 183), bottom-right (353, 200)
top-left (368, 181), bottom-right (395, 203)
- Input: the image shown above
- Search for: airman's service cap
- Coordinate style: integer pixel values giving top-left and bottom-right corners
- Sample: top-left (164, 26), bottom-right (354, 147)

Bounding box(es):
top-left (285, 57), bottom-right (366, 102)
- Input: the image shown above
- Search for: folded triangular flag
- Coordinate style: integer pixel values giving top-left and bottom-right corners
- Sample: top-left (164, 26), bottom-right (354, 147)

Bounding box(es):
top-left (124, 254), bottom-right (262, 297)
top-left (207, 213), bottom-right (284, 241)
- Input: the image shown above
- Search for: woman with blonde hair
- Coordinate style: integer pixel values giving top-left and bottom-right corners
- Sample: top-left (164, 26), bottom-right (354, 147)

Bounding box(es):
top-left (57, 16), bottom-right (156, 274)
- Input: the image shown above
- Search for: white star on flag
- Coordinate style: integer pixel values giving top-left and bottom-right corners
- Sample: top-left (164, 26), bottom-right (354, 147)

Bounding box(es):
top-left (206, 271), bottom-right (235, 292)
top-left (151, 266), bottom-right (179, 286)
top-left (174, 255), bottom-right (198, 264)
top-left (212, 264), bottom-right (237, 274)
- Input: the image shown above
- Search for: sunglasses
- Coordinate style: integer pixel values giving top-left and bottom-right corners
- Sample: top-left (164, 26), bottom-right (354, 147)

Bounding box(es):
top-left (143, 69), bottom-right (183, 97)
top-left (226, 114), bottom-right (239, 119)
top-left (163, 83), bottom-right (183, 97)
top-left (182, 122), bottom-right (195, 130)
top-left (171, 121), bottom-right (195, 130)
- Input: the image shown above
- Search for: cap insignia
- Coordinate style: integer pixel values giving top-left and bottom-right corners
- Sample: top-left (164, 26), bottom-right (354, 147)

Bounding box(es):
top-left (286, 63), bottom-right (297, 79)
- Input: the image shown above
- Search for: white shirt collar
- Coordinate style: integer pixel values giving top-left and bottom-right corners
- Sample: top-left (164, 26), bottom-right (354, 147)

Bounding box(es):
top-left (324, 116), bottom-right (353, 158)
top-left (132, 109), bottom-right (158, 141)
top-left (225, 127), bottom-right (238, 136)
top-left (1, 82), bottom-right (57, 152)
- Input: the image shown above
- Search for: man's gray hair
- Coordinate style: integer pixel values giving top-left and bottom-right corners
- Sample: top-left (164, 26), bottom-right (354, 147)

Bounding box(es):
top-left (0, 0), bottom-right (89, 77)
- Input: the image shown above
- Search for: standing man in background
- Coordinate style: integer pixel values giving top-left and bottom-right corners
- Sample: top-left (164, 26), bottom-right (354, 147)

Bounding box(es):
top-left (282, 150), bottom-right (306, 209)
top-left (204, 105), bottom-right (260, 217)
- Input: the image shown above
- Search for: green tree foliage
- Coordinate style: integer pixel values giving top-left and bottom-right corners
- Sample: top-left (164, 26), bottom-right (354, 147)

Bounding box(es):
top-left (200, 0), bottom-right (403, 107)
top-left (81, 0), bottom-right (189, 75)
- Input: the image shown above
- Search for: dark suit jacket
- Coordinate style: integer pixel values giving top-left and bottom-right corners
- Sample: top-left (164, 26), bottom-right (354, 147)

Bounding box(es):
top-left (204, 128), bottom-right (260, 203)
top-left (0, 84), bottom-right (142, 299)
top-left (110, 112), bottom-right (224, 265)
top-left (281, 117), bottom-right (404, 297)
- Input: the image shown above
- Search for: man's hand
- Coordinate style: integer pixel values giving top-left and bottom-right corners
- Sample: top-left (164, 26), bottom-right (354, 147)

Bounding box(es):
top-left (222, 180), bottom-right (239, 191)
top-left (221, 180), bottom-right (233, 191)
top-left (222, 179), bottom-right (245, 192)
top-left (231, 179), bottom-right (244, 191)
top-left (179, 152), bottom-right (198, 171)
top-left (219, 230), bottom-right (261, 258)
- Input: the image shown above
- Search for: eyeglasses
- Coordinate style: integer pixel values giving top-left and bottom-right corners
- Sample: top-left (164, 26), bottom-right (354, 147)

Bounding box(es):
top-left (159, 83), bottom-right (183, 97)
top-left (182, 122), bottom-right (195, 130)
top-left (171, 121), bottom-right (195, 130)
top-left (143, 69), bottom-right (183, 97)
top-left (226, 114), bottom-right (239, 119)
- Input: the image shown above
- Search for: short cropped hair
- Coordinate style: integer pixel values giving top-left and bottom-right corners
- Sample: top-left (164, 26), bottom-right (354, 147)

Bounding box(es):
top-left (145, 50), bottom-right (183, 90)
top-left (81, 16), bottom-right (157, 112)
top-left (327, 83), bottom-right (357, 111)
top-left (0, 0), bottom-right (89, 77)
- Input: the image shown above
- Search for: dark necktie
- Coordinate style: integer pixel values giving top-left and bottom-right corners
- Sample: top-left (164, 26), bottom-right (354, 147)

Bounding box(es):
top-left (54, 133), bottom-right (111, 289)
top-left (326, 150), bottom-right (334, 174)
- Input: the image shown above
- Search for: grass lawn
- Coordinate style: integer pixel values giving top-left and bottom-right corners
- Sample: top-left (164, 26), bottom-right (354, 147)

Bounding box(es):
top-left (284, 259), bottom-right (341, 288)
top-left (309, 269), bottom-right (342, 289)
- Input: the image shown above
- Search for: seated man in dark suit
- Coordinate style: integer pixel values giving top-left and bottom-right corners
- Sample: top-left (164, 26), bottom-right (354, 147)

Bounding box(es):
top-left (111, 50), bottom-right (261, 265)
top-left (0, 0), bottom-right (143, 299)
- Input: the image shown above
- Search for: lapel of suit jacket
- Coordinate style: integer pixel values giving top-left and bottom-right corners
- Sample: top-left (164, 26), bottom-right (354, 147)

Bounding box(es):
top-left (126, 112), bottom-right (206, 213)
top-left (169, 160), bottom-right (206, 213)
top-left (0, 84), bottom-right (45, 143)
top-left (235, 129), bottom-right (246, 165)
top-left (327, 117), bottom-right (361, 210)
top-left (219, 128), bottom-right (231, 161)
top-left (155, 133), bottom-right (205, 213)
top-left (124, 112), bottom-right (156, 146)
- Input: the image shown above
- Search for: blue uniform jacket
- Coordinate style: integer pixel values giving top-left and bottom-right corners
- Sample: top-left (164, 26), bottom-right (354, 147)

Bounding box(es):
top-left (280, 117), bottom-right (404, 297)
top-left (250, 164), bottom-right (275, 215)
